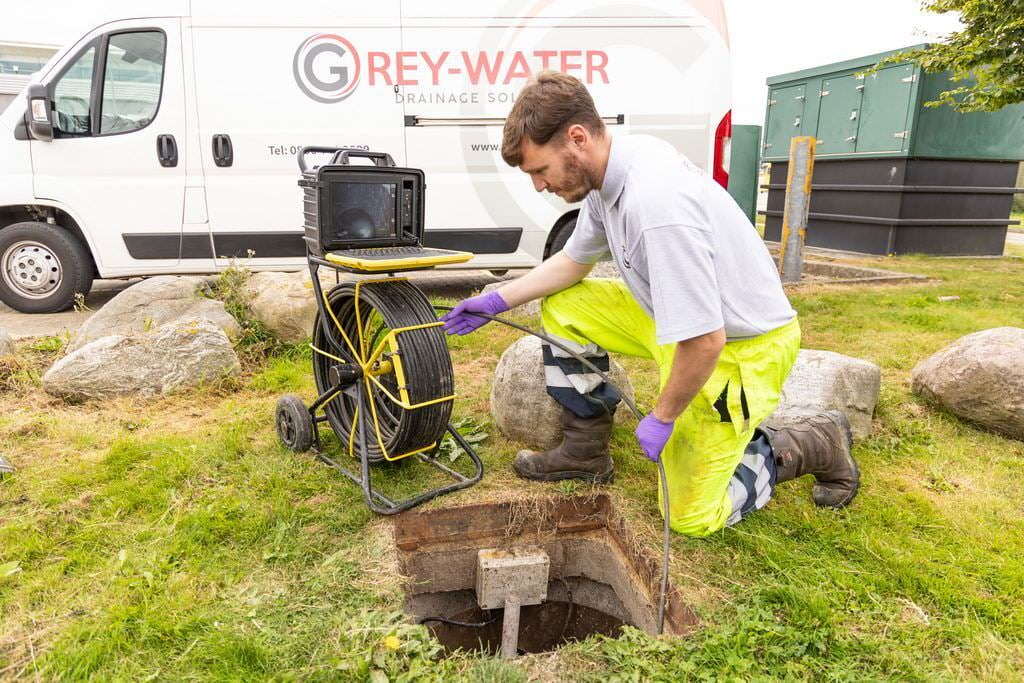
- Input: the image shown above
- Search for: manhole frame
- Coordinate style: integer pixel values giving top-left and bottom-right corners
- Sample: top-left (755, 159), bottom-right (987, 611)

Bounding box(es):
top-left (392, 493), bottom-right (698, 637)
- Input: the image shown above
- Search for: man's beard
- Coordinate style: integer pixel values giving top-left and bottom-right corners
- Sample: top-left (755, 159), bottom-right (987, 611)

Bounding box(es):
top-left (559, 152), bottom-right (593, 203)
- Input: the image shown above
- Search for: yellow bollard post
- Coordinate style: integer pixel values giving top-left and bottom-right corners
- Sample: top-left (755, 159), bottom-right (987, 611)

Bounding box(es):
top-left (778, 136), bottom-right (816, 283)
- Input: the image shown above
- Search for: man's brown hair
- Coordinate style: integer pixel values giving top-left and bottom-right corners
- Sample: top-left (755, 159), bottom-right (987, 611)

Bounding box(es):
top-left (501, 70), bottom-right (606, 167)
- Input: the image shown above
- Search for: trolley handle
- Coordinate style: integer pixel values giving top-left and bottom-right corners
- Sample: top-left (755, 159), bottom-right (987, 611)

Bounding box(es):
top-left (296, 146), bottom-right (396, 173)
top-left (331, 149), bottom-right (396, 167)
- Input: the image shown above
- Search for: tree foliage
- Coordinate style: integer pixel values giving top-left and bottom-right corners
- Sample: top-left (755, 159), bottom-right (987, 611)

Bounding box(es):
top-left (884, 0), bottom-right (1024, 112)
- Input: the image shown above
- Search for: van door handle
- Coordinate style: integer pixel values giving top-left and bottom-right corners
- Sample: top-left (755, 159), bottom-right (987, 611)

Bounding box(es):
top-left (212, 134), bottom-right (233, 167)
top-left (157, 134), bottom-right (178, 167)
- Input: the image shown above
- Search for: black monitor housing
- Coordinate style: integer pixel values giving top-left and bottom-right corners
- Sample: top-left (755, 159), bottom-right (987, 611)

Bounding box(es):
top-left (298, 148), bottom-right (424, 257)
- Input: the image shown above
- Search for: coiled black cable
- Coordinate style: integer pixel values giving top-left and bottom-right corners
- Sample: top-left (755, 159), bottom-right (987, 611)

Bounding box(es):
top-left (313, 281), bottom-right (453, 462)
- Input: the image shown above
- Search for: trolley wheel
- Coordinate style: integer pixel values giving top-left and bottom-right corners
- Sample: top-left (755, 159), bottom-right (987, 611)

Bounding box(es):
top-left (276, 394), bottom-right (313, 452)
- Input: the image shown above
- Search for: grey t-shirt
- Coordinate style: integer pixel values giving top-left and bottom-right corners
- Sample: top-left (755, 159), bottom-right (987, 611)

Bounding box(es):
top-left (563, 134), bottom-right (796, 344)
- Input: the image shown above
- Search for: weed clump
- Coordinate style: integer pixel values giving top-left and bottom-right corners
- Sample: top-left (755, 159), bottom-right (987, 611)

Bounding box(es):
top-left (0, 334), bottom-right (67, 393)
top-left (203, 261), bottom-right (304, 366)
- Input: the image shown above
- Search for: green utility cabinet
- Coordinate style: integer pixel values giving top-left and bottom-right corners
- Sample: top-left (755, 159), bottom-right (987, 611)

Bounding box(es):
top-left (761, 46), bottom-right (1024, 255)
top-left (762, 46), bottom-right (1024, 162)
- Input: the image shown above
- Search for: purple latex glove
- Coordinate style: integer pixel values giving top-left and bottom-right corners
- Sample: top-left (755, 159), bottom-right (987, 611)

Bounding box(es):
top-left (441, 290), bottom-right (510, 335)
top-left (635, 413), bottom-right (675, 463)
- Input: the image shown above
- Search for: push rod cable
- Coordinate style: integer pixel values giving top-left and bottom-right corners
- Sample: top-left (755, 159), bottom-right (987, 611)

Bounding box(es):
top-left (433, 305), bottom-right (671, 635)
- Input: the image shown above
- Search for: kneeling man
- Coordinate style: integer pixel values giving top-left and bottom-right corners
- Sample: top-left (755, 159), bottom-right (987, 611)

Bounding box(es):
top-left (443, 71), bottom-right (859, 537)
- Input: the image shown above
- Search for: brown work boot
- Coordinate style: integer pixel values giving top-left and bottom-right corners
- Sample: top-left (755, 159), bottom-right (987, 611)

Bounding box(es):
top-left (513, 408), bottom-right (615, 483)
top-left (767, 411), bottom-right (860, 508)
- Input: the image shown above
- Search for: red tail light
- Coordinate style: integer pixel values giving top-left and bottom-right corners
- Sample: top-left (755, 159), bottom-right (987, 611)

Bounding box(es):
top-left (713, 109), bottom-right (732, 189)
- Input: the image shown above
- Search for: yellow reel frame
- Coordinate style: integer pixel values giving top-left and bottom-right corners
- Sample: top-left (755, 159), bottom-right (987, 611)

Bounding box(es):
top-left (298, 259), bottom-right (483, 515)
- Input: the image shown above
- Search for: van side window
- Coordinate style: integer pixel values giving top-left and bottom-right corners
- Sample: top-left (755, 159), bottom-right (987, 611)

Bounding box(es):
top-left (53, 45), bottom-right (95, 137)
top-left (100, 32), bottom-right (165, 135)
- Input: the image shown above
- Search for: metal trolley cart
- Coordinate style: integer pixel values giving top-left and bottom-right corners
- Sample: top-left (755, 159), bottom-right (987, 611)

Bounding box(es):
top-left (274, 147), bottom-right (483, 515)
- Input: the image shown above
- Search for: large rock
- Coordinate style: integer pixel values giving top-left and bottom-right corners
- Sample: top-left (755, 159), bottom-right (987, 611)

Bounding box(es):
top-left (244, 271), bottom-right (319, 343)
top-left (68, 276), bottom-right (238, 353)
top-left (490, 335), bottom-right (634, 449)
top-left (0, 327), bottom-right (13, 356)
top-left (765, 349), bottom-right (882, 440)
top-left (911, 327), bottom-right (1024, 440)
top-left (243, 270), bottom-right (356, 343)
top-left (43, 319), bottom-right (240, 400)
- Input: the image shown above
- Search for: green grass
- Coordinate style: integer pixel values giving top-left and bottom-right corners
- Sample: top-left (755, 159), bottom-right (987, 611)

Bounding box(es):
top-left (3, 255), bottom-right (1024, 680)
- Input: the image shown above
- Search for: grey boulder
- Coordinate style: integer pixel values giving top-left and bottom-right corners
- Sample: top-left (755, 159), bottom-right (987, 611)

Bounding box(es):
top-left (765, 349), bottom-right (882, 440)
top-left (911, 327), bottom-right (1024, 440)
top-left (67, 276), bottom-right (237, 353)
top-left (43, 319), bottom-right (240, 400)
top-left (490, 335), bottom-right (634, 449)
top-left (243, 270), bottom-right (356, 343)
top-left (243, 271), bottom-right (320, 343)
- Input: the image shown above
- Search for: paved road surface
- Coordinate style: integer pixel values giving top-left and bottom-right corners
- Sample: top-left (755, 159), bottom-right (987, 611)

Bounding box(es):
top-left (0, 270), bottom-right (517, 341)
top-left (0, 279), bottom-right (139, 341)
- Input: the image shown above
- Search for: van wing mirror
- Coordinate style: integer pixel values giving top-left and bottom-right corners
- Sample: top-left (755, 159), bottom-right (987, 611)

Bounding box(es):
top-left (26, 83), bottom-right (54, 142)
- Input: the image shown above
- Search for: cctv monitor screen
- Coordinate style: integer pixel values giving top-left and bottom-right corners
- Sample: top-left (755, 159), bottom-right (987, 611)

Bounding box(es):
top-left (327, 180), bottom-right (399, 243)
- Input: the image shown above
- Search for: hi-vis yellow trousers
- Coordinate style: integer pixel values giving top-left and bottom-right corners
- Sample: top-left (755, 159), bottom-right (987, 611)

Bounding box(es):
top-left (541, 278), bottom-right (800, 537)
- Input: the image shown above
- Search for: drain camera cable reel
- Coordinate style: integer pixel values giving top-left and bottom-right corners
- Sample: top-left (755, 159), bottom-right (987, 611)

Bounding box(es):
top-left (432, 306), bottom-right (672, 636)
top-left (275, 147), bottom-right (485, 517)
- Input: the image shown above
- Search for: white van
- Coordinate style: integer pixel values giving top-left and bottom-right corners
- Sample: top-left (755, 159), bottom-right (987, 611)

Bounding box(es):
top-left (0, 0), bottom-right (731, 312)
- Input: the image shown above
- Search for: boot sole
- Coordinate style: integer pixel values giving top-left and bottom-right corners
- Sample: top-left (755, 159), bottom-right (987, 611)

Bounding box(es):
top-left (512, 465), bottom-right (615, 484)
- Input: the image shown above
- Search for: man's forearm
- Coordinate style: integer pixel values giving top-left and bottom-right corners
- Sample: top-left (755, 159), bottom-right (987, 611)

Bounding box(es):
top-left (652, 329), bottom-right (726, 422)
top-left (497, 251), bottom-right (593, 308)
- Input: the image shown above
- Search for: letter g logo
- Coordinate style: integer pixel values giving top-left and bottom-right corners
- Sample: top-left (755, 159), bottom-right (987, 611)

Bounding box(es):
top-left (293, 34), bottom-right (361, 103)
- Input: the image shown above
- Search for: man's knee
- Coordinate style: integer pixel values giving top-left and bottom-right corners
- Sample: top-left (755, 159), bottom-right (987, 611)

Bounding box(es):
top-left (541, 281), bottom-right (583, 312)
top-left (665, 488), bottom-right (730, 538)
top-left (670, 509), bottom-right (727, 538)
top-left (540, 281), bottom-right (588, 328)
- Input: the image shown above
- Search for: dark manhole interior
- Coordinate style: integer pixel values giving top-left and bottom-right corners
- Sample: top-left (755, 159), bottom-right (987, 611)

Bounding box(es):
top-left (392, 494), bottom-right (698, 655)
top-left (428, 596), bottom-right (625, 656)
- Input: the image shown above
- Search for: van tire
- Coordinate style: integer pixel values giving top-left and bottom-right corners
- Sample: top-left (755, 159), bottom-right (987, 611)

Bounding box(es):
top-left (0, 222), bottom-right (94, 313)
top-left (544, 216), bottom-right (577, 259)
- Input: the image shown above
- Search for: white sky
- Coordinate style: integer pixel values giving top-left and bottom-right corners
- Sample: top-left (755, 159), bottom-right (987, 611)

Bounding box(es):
top-left (724, 0), bottom-right (963, 124)
top-left (4, 0), bottom-right (963, 125)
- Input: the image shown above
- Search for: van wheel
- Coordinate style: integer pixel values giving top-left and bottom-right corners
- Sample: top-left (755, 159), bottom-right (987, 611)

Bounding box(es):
top-left (544, 216), bottom-right (577, 259)
top-left (0, 222), bottom-right (94, 313)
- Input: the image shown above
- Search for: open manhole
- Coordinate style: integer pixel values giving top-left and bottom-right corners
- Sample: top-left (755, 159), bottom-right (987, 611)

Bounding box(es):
top-left (393, 494), bottom-right (697, 655)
